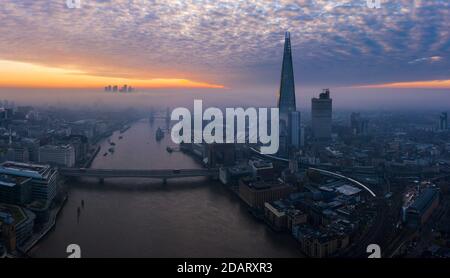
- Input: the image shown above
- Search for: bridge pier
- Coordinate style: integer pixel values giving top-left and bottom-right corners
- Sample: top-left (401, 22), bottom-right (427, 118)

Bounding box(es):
top-left (99, 178), bottom-right (104, 184)
top-left (162, 178), bottom-right (167, 185)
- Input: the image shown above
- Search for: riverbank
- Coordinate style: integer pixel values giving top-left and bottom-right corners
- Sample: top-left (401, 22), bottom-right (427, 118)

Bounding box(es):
top-left (29, 119), bottom-right (300, 258)
top-left (20, 191), bottom-right (68, 256)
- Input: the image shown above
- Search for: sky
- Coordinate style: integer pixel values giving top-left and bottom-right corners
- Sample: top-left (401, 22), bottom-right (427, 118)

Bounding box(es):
top-left (0, 0), bottom-right (449, 109)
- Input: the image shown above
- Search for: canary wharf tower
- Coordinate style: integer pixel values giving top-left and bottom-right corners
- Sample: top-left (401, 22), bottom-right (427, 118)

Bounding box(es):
top-left (277, 32), bottom-right (299, 156)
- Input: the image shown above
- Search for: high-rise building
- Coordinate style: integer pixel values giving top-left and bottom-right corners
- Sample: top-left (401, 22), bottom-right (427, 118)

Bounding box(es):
top-left (311, 89), bottom-right (332, 140)
top-left (289, 111), bottom-right (301, 150)
top-left (439, 112), bottom-right (448, 131)
top-left (277, 32), bottom-right (297, 156)
top-left (278, 32), bottom-right (297, 123)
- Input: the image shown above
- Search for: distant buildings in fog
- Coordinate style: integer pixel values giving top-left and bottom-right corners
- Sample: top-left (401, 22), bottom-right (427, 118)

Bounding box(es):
top-left (439, 112), bottom-right (448, 131)
top-left (104, 84), bottom-right (135, 93)
top-left (350, 112), bottom-right (369, 135)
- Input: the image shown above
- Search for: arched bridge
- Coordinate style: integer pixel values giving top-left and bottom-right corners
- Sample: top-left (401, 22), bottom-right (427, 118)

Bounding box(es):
top-left (59, 168), bottom-right (218, 180)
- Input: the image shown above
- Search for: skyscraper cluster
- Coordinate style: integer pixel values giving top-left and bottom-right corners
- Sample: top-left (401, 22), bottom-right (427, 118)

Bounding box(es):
top-left (104, 84), bottom-right (134, 93)
top-left (277, 32), bottom-right (335, 156)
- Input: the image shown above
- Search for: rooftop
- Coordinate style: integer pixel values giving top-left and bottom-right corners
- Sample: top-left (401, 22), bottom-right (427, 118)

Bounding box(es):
top-left (0, 174), bottom-right (30, 188)
top-left (410, 187), bottom-right (439, 213)
top-left (336, 185), bottom-right (362, 196)
top-left (0, 161), bottom-right (52, 180)
top-left (241, 178), bottom-right (288, 191)
top-left (0, 203), bottom-right (28, 225)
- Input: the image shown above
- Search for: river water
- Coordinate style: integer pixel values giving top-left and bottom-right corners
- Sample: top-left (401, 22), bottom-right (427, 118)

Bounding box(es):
top-left (29, 119), bottom-right (300, 258)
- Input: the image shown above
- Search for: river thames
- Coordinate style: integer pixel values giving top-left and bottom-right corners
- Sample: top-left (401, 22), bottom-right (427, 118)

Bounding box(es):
top-left (29, 119), bottom-right (301, 258)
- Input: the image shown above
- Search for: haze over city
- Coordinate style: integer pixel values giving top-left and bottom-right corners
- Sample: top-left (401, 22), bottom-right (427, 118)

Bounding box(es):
top-left (0, 0), bottom-right (449, 110)
top-left (1, 0), bottom-right (450, 265)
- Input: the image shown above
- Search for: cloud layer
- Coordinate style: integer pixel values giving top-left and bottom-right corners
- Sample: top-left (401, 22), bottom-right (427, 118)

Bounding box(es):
top-left (0, 0), bottom-right (449, 88)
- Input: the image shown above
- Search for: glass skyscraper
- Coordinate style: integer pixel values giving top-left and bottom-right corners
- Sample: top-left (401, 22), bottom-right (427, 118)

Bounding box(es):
top-left (277, 32), bottom-right (298, 156)
top-left (277, 32), bottom-right (296, 119)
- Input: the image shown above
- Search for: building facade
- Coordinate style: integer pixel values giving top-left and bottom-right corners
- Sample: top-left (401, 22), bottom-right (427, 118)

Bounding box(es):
top-left (39, 144), bottom-right (75, 167)
top-left (238, 178), bottom-right (294, 210)
top-left (277, 32), bottom-right (298, 156)
top-left (0, 161), bottom-right (58, 204)
top-left (312, 89), bottom-right (332, 140)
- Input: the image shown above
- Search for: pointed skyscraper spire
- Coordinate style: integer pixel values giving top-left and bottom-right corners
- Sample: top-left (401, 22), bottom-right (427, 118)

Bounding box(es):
top-left (277, 31), bottom-right (296, 115)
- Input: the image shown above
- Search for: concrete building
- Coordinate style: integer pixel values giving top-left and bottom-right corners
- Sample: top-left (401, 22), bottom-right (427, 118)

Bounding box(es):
top-left (292, 224), bottom-right (349, 258)
top-left (58, 135), bottom-right (88, 164)
top-left (219, 164), bottom-right (252, 185)
top-left (238, 178), bottom-right (294, 210)
top-left (264, 200), bottom-right (307, 232)
top-left (0, 204), bottom-right (35, 250)
top-left (405, 187), bottom-right (440, 228)
top-left (6, 145), bottom-right (29, 162)
top-left (39, 144), bottom-right (75, 167)
top-left (0, 174), bottom-right (32, 205)
top-left (312, 89), bottom-right (332, 140)
top-left (248, 159), bottom-right (274, 180)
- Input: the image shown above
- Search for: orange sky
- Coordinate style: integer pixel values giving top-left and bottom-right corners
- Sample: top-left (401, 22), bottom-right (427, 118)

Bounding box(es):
top-left (356, 79), bottom-right (450, 89)
top-left (0, 60), bottom-right (225, 89)
top-left (1, 58), bottom-right (449, 90)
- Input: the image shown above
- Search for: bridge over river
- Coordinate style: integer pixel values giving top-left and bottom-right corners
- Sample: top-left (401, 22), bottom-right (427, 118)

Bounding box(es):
top-left (59, 167), bottom-right (218, 183)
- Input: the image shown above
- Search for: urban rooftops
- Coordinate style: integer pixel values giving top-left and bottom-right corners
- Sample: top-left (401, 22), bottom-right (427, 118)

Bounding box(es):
top-left (0, 161), bottom-right (52, 180)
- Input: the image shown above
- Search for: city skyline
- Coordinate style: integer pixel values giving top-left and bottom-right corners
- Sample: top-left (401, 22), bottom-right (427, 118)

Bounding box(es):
top-left (0, 0), bottom-right (449, 92)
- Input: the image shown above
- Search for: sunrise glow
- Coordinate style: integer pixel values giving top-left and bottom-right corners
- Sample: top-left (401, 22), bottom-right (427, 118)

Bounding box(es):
top-left (0, 60), bottom-right (224, 89)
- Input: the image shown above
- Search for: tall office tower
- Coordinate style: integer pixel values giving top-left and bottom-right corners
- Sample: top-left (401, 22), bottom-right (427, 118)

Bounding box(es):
top-left (278, 32), bottom-right (297, 122)
top-left (439, 112), bottom-right (448, 131)
top-left (277, 32), bottom-right (297, 156)
top-left (289, 111), bottom-right (301, 150)
top-left (311, 89), bottom-right (332, 140)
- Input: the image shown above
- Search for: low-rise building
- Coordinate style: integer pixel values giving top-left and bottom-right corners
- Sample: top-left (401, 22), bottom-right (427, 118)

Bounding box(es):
top-left (248, 159), bottom-right (274, 180)
top-left (292, 224), bottom-right (349, 258)
top-left (239, 178), bottom-right (294, 210)
top-left (0, 203), bottom-right (35, 251)
top-left (264, 201), bottom-right (307, 232)
top-left (405, 187), bottom-right (440, 228)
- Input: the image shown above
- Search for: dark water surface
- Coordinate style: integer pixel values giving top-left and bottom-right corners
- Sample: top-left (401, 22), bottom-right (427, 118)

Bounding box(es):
top-left (29, 120), bottom-right (301, 258)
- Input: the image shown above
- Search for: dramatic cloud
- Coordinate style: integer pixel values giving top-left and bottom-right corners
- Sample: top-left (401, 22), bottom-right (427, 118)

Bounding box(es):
top-left (0, 0), bottom-right (449, 89)
top-left (408, 56), bottom-right (443, 64)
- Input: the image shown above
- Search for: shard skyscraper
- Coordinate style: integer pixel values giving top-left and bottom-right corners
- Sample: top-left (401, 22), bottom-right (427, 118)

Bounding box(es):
top-left (278, 32), bottom-right (297, 120)
top-left (277, 32), bottom-right (298, 156)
